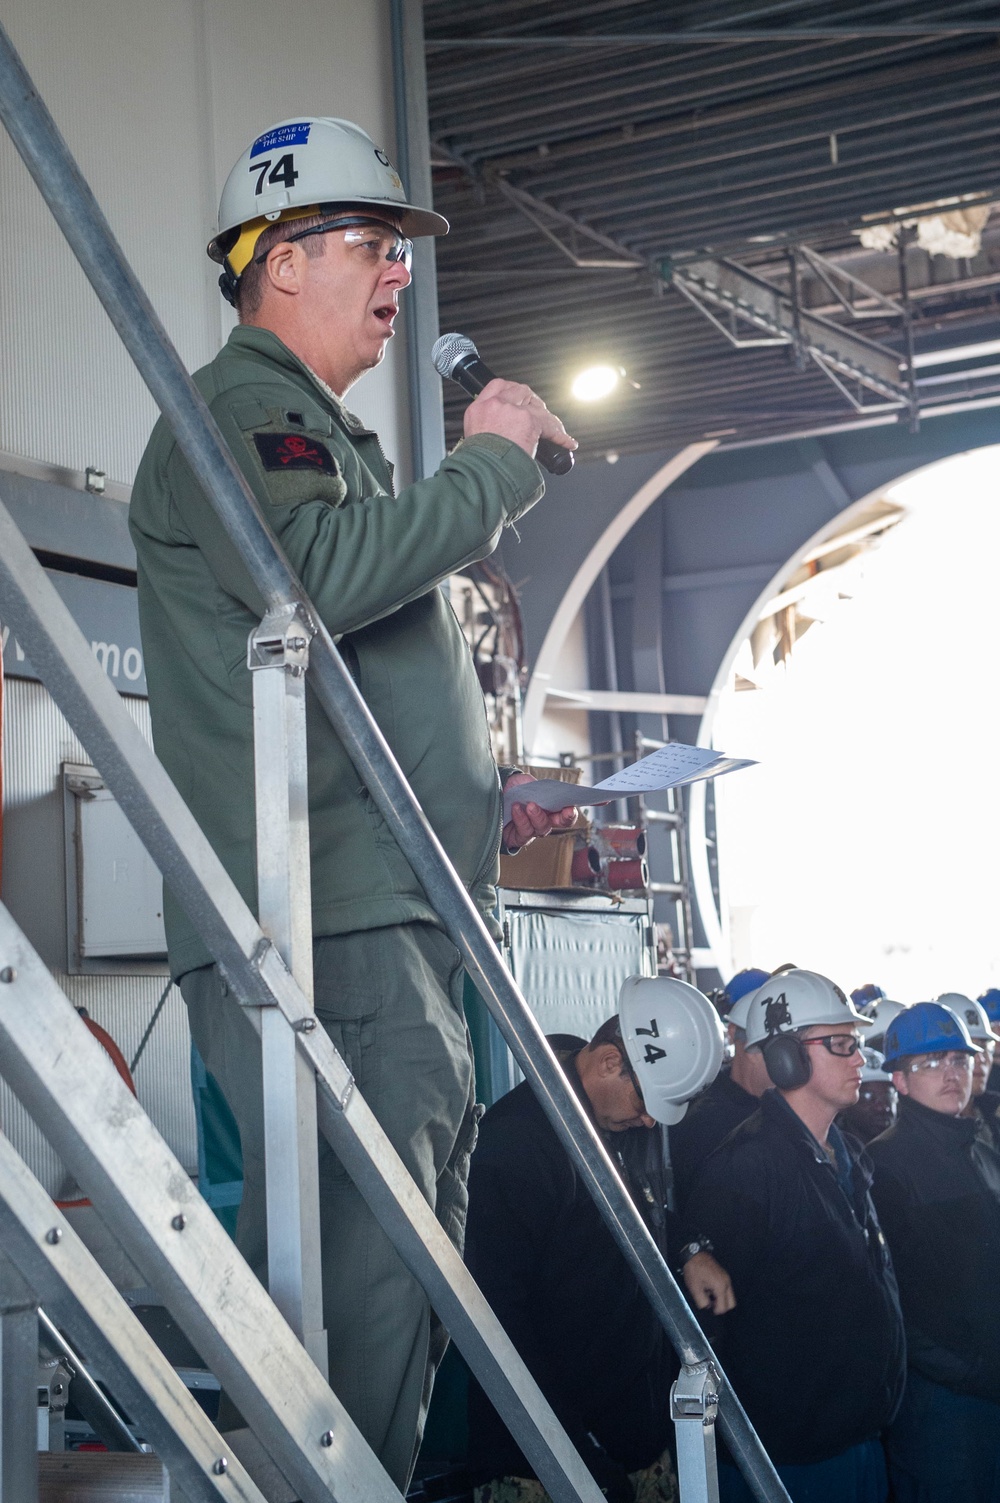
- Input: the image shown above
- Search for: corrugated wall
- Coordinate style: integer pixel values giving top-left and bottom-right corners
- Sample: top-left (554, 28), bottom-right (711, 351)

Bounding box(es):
top-left (1, 677), bottom-right (196, 1190)
top-left (0, 0), bottom-right (410, 487)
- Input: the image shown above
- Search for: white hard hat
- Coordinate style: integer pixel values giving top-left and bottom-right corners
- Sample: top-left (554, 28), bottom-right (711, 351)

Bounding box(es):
top-left (863, 997), bottom-right (908, 1043)
top-left (860, 1047), bottom-right (894, 1084)
top-left (208, 117), bottom-right (448, 298)
top-left (744, 968), bottom-right (872, 1049)
top-left (727, 986), bottom-right (762, 1031)
top-left (937, 992), bottom-right (1000, 1045)
top-left (618, 976), bottom-right (725, 1126)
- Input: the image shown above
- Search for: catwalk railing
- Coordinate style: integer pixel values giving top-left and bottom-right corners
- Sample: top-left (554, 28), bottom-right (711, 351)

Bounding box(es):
top-left (0, 20), bottom-right (789, 1503)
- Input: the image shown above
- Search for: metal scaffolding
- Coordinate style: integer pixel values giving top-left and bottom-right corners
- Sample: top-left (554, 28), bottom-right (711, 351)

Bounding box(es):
top-left (0, 19), bottom-right (789, 1503)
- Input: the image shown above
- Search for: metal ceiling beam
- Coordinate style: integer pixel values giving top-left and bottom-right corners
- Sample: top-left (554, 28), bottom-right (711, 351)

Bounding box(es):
top-left (491, 179), bottom-right (645, 268)
top-left (668, 257), bottom-right (912, 408)
top-left (429, 27), bottom-right (944, 128)
top-left (471, 51), bottom-right (998, 173)
top-left (523, 94), bottom-right (1000, 208)
top-left (432, 141), bottom-right (648, 271)
top-left (623, 157), bottom-right (1000, 249)
top-left (431, 34), bottom-right (939, 146)
top-left (427, 26), bottom-right (1000, 47)
top-left (390, 0), bottom-right (446, 482)
top-left (557, 120), bottom-right (1000, 222)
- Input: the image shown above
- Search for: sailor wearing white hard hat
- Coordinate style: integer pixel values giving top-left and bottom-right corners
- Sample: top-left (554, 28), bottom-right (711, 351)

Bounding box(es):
top-left (681, 969), bottom-right (904, 1502)
top-left (131, 111), bottom-right (576, 1490)
top-left (466, 982), bottom-right (732, 1503)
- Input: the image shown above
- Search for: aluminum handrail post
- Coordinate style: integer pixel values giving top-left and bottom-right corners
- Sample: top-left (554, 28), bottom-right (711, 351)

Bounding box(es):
top-left (0, 28), bottom-right (788, 1502)
top-left (672, 1363), bottom-right (722, 1503)
top-left (248, 606), bottom-right (327, 1374)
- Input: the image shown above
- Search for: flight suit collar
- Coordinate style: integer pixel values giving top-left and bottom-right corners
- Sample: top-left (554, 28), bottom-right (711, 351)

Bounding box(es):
top-left (225, 324), bottom-right (378, 438)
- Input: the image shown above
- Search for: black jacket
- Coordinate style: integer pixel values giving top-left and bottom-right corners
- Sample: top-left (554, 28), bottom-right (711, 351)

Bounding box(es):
top-left (973, 1089), bottom-right (1000, 1154)
top-left (465, 1040), bottom-right (677, 1482)
top-left (668, 1069), bottom-right (759, 1211)
top-left (868, 1095), bottom-right (1000, 1404)
top-left (682, 1090), bottom-right (905, 1466)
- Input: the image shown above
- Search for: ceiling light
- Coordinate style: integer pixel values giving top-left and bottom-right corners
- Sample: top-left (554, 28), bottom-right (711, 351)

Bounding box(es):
top-left (571, 365), bottom-right (621, 402)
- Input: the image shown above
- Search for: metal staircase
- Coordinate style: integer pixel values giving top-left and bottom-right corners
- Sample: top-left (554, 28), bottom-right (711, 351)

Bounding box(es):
top-left (0, 22), bottom-right (789, 1503)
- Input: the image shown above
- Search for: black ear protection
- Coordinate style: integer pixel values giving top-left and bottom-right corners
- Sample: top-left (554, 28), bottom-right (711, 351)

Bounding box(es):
top-left (761, 1032), bottom-right (811, 1091)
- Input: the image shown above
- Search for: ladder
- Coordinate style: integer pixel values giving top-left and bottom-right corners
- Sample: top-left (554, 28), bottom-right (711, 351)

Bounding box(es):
top-left (632, 730), bottom-right (698, 984)
top-left (0, 23), bottom-right (788, 1503)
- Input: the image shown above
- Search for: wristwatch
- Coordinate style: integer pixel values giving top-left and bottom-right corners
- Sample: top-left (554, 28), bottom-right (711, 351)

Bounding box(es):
top-left (677, 1236), bottom-right (714, 1271)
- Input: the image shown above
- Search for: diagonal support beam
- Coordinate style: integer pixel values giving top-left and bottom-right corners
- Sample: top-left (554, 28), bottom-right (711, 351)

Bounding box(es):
top-left (0, 908), bottom-right (401, 1503)
top-left (492, 176), bottom-right (647, 270)
top-left (432, 140), bottom-right (646, 271)
top-left (0, 1132), bottom-right (267, 1503)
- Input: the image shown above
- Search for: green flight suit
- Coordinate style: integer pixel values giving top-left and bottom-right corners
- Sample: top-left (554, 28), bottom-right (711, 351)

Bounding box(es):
top-left (129, 325), bottom-right (545, 1485)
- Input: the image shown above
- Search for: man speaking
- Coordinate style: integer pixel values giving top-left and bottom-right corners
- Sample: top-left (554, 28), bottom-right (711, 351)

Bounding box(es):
top-left (129, 115), bottom-right (576, 1487)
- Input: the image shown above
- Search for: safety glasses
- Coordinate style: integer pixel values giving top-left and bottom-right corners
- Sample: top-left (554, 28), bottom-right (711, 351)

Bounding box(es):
top-left (802, 1033), bottom-right (864, 1057)
top-left (908, 1052), bottom-right (974, 1074)
top-left (255, 215), bottom-right (413, 271)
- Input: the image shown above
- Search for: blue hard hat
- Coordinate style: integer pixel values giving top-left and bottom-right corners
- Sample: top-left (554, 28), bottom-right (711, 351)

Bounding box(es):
top-left (978, 988), bottom-right (1000, 1026)
top-left (882, 1001), bottom-right (980, 1069)
top-left (725, 968), bottom-right (770, 1009)
top-left (851, 983), bottom-right (886, 1010)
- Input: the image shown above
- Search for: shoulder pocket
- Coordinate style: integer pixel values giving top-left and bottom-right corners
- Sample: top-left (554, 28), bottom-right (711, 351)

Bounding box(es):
top-left (236, 403), bottom-right (349, 509)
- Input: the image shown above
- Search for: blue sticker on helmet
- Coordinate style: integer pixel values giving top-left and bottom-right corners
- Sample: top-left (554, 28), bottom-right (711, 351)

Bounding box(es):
top-left (251, 122), bottom-right (311, 158)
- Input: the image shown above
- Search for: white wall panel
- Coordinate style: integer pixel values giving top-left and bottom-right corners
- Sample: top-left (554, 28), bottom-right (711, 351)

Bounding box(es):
top-left (1, 678), bottom-right (197, 1185)
top-left (202, 0), bottom-right (411, 480)
top-left (0, 0), bottom-right (408, 486)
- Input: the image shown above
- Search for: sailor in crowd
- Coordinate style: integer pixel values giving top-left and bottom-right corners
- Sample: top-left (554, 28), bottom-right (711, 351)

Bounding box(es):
top-left (852, 982), bottom-right (888, 1011)
top-left (937, 993), bottom-right (1000, 1151)
top-left (465, 979), bottom-right (733, 1503)
top-left (869, 1002), bottom-right (1000, 1503)
top-left (860, 995), bottom-right (909, 1054)
top-left (463, 968), bottom-right (1000, 1503)
top-left (131, 113), bottom-right (575, 1485)
top-left (978, 988), bottom-right (1000, 1092)
top-left (668, 967), bottom-right (771, 1209)
top-left (680, 970), bottom-right (905, 1503)
top-left (838, 1047), bottom-right (897, 1143)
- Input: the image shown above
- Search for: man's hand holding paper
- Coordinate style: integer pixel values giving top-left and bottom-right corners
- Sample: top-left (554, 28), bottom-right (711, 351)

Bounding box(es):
top-left (501, 771), bottom-right (577, 853)
top-left (501, 742), bottom-right (755, 826)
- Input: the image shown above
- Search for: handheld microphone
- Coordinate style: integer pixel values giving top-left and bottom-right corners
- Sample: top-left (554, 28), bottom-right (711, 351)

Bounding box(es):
top-left (431, 333), bottom-right (575, 476)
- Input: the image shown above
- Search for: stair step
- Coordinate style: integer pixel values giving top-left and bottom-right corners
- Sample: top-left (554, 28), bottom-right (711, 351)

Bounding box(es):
top-left (39, 1453), bottom-right (167, 1502)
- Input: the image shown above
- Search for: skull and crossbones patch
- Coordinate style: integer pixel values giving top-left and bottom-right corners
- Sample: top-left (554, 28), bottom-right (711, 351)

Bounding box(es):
top-left (254, 432), bottom-right (338, 473)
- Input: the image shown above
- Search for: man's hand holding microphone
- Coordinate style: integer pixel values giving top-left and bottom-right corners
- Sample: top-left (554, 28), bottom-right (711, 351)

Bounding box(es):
top-left (433, 334), bottom-right (577, 473)
top-left (433, 335), bottom-right (578, 847)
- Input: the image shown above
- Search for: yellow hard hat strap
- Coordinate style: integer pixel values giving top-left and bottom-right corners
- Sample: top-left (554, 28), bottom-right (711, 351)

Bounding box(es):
top-left (225, 205), bottom-right (322, 279)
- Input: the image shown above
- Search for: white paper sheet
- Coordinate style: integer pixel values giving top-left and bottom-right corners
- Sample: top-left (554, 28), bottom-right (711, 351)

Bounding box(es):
top-left (503, 743), bottom-right (755, 822)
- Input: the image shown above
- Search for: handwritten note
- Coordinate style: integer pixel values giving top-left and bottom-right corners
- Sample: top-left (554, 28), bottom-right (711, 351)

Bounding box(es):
top-left (503, 743), bottom-right (755, 822)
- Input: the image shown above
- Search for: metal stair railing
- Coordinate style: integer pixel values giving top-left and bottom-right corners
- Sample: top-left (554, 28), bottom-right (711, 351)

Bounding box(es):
top-left (0, 21), bottom-right (789, 1503)
top-left (0, 502), bottom-right (603, 1503)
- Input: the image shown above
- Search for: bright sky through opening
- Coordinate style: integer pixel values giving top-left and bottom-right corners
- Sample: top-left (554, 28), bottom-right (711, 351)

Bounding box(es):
top-left (712, 444), bottom-right (1000, 1002)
